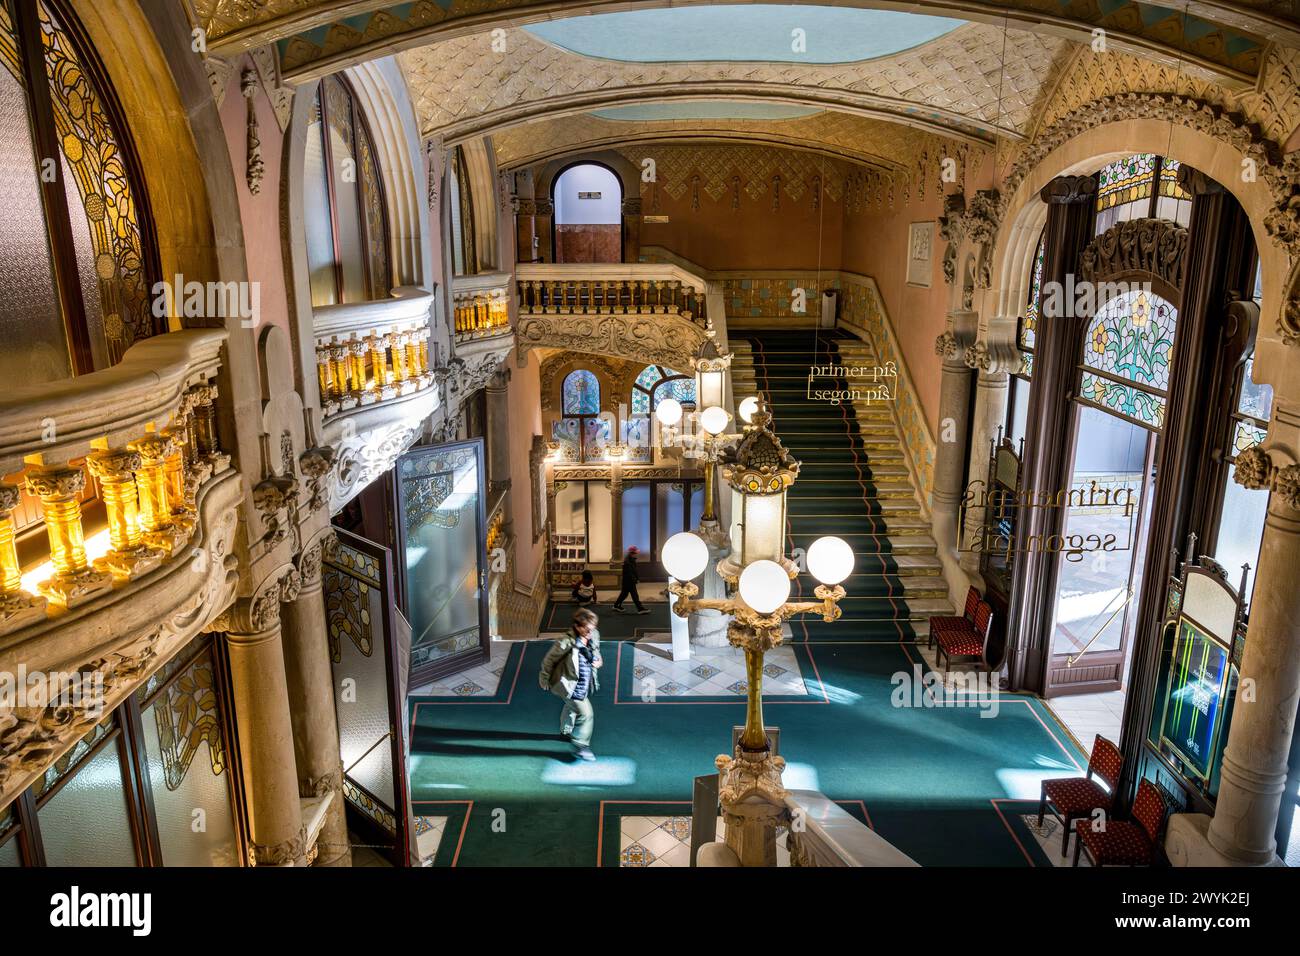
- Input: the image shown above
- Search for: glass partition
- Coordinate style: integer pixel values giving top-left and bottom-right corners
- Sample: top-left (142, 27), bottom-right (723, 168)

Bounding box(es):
top-left (393, 440), bottom-right (489, 684)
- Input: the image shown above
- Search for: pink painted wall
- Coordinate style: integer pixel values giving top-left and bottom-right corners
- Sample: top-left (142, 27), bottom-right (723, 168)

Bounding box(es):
top-left (217, 58), bottom-right (289, 337)
top-left (839, 192), bottom-right (949, 435)
top-left (508, 351), bottom-right (544, 586)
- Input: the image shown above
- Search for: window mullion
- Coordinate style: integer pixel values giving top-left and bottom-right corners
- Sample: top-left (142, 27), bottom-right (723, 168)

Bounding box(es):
top-left (11, 0), bottom-right (94, 374)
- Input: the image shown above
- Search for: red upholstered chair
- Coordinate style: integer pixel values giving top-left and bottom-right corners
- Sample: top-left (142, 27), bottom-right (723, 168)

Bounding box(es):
top-left (934, 600), bottom-right (993, 670)
top-left (1038, 734), bottom-right (1121, 856)
top-left (928, 586), bottom-right (980, 649)
top-left (1073, 778), bottom-right (1168, 867)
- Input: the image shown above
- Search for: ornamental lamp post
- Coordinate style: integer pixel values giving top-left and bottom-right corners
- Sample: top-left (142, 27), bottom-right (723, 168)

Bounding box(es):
top-left (661, 403), bottom-right (854, 865)
top-left (692, 329), bottom-right (731, 412)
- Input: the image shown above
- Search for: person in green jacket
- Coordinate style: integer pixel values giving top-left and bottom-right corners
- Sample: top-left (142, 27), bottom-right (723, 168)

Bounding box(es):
top-left (538, 608), bottom-right (603, 761)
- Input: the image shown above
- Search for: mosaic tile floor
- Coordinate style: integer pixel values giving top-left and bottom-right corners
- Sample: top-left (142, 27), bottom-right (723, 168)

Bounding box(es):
top-left (618, 815), bottom-right (790, 867)
top-left (414, 815), bottom-right (448, 865)
top-left (409, 639), bottom-right (513, 697)
top-left (629, 636), bottom-right (808, 698)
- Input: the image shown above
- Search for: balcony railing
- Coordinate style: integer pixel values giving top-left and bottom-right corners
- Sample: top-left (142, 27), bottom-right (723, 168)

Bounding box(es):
top-left (516, 263), bottom-right (708, 326)
top-left (0, 329), bottom-right (231, 634)
top-left (452, 272), bottom-right (512, 342)
top-left (312, 286), bottom-right (434, 420)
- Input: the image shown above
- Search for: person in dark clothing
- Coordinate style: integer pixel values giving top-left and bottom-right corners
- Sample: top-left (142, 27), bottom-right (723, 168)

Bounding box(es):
top-left (570, 570), bottom-right (597, 605)
top-left (613, 546), bottom-right (649, 614)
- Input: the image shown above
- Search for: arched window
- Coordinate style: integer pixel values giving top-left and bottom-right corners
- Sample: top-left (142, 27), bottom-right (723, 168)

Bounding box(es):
top-left (555, 369), bottom-right (608, 462)
top-left (1005, 231), bottom-right (1044, 450)
top-left (1078, 289), bottom-right (1178, 430)
top-left (1095, 153), bottom-right (1191, 233)
top-left (0, 0), bottom-right (159, 386)
top-left (303, 74), bottom-right (390, 306)
top-left (449, 145), bottom-right (476, 276)
top-left (631, 365), bottom-right (695, 416)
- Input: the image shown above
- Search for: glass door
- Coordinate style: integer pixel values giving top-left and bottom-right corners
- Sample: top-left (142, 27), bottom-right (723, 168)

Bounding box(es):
top-left (323, 527), bottom-right (412, 866)
top-left (392, 439), bottom-right (489, 684)
top-left (1046, 405), bottom-right (1156, 695)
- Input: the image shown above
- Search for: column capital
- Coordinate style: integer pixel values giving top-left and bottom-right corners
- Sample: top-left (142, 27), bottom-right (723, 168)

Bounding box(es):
top-left (935, 310), bottom-right (979, 364)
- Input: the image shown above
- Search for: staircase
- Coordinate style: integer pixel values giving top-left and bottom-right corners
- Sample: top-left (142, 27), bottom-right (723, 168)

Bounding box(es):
top-left (732, 332), bottom-right (953, 641)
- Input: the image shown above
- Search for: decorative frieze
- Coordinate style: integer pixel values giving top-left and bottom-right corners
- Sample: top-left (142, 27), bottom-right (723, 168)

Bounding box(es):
top-left (1235, 445), bottom-right (1300, 511)
top-left (1081, 217), bottom-right (1188, 289)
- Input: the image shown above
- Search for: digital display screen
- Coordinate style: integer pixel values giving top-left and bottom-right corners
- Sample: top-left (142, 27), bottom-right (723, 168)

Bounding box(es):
top-left (1159, 617), bottom-right (1229, 781)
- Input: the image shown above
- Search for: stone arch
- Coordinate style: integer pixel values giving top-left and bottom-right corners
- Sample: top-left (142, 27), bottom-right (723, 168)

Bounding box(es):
top-left (534, 151), bottom-right (641, 213)
top-left (987, 106), bottom-right (1295, 390)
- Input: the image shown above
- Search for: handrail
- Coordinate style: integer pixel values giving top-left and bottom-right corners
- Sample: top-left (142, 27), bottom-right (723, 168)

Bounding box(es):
top-left (517, 262), bottom-right (707, 294)
top-left (516, 263), bottom-right (709, 326)
top-left (783, 789), bottom-right (920, 866)
top-left (311, 285), bottom-right (432, 343)
top-left (312, 287), bottom-right (434, 419)
top-left (0, 329), bottom-right (232, 628)
top-left (0, 329), bottom-right (226, 475)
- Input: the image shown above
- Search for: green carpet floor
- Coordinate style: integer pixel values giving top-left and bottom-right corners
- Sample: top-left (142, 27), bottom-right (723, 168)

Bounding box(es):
top-left (406, 332), bottom-right (1085, 867)
top-left (409, 637), bottom-right (1083, 866)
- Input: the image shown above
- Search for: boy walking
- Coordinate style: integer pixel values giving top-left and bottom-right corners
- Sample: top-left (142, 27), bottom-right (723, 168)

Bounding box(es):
top-left (539, 608), bottom-right (603, 761)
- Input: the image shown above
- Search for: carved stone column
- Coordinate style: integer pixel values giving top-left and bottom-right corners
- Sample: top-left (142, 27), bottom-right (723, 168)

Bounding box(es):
top-left (930, 310), bottom-right (978, 603)
top-left (221, 579), bottom-right (307, 866)
top-left (958, 320), bottom-right (1021, 580)
top-left (485, 366), bottom-right (512, 510)
top-left (608, 469), bottom-right (623, 566)
top-left (515, 198), bottom-right (538, 264)
top-left (279, 536), bottom-right (351, 867)
top-left (1166, 425), bottom-right (1300, 865)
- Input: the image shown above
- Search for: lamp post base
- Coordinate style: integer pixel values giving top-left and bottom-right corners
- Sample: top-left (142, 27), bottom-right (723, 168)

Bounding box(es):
top-left (717, 746), bottom-right (789, 866)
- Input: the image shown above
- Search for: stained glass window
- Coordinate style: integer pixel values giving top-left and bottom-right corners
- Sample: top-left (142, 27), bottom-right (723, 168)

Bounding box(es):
top-left (1158, 159), bottom-right (1190, 200)
top-left (631, 364), bottom-right (695, 415)
top-left (1096, 153), bottom-right (1157, 212)
top-left (562, 369), bottom-right (600, 415)
top-left (1018, 233), bottom-right (1043, 377)
top-left (1078, 290), bottom-right (1178, 429)
top-left (0, 0), bottom-right (159, 380)
top-left (304, 74), bottom-right (391, 306)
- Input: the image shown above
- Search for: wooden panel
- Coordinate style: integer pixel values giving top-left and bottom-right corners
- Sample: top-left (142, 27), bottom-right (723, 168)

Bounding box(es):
top-left (556, 224), bottom-right (621, 263)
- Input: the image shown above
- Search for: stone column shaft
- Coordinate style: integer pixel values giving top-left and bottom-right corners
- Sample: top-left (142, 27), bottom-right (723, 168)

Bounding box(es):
top-left (931, 310), bottom-right (978, 604)
top-left (226, 602), bottom-right (306, 866)
top-left (280, 555), bottom-right (351, 867)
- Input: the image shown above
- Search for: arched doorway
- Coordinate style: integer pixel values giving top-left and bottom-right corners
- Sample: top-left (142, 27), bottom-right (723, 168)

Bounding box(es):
top-left (552, 162), bottom-right (622, 263)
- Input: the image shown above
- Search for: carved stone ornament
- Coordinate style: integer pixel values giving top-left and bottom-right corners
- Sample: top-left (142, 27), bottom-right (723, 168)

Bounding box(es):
top-left (249, 825), bottom-right (307, 867)
top-left (0, 631), bottom-right (156, 791)
top-left (963, 189), bottom-right (1000, 247)
top-left (1080, 218), bottom-right (1188, 289)
top-left (1005, 94), bottom-right (1300, 254)
top-left (241, 67), bottom-right (264, 196)
top-left (299, 445), bottom-right (337, 512)
top-left (516, 313), bottom-right (708, 370)
top-left (934, 329), bottom-right (958, 358)
top-left (1234, 445), bottom-right (1300, 511)
top-left (1282, 289), bottom-right (1300, 349)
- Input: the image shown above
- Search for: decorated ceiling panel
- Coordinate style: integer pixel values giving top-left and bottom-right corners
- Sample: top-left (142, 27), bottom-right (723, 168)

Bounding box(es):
top-left (398, 22), bottom-right (1069, 143)
top-left (184, 0), bottom-right (1287, 85)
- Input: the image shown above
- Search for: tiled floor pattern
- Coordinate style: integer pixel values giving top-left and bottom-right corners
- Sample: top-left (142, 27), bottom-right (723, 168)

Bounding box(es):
top-left (618, 815), bottom-right (790, 867)
top-left (1044, 690), bottom-right (1125, 753)
top-left (414, 815), bottom-right (448, 865)
top-left (629, 636), bottom-right (808, 698)
top-left (409, 639), bottom-right (514, 697)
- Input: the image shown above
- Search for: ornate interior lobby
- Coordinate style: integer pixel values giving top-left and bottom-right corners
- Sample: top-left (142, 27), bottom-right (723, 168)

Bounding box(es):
top-left (1, 0), bottom-right (1299, 884)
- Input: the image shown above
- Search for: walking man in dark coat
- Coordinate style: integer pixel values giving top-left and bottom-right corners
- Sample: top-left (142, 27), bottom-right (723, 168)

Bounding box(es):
top-left (613, 545), bottom-right (649, 614)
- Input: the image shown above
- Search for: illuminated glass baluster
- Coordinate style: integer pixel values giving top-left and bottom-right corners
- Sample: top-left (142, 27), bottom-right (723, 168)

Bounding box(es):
top-left (0, 484), bottom-right (46, 631)
top-left (26, 466), bottom-right (113, 607)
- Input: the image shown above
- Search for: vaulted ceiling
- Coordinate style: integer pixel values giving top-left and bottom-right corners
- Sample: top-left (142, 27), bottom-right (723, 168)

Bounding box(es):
top-left (185, 1), bottom-right (1300, 190)
top-left (188, 0), bottom-right (1295, 84)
